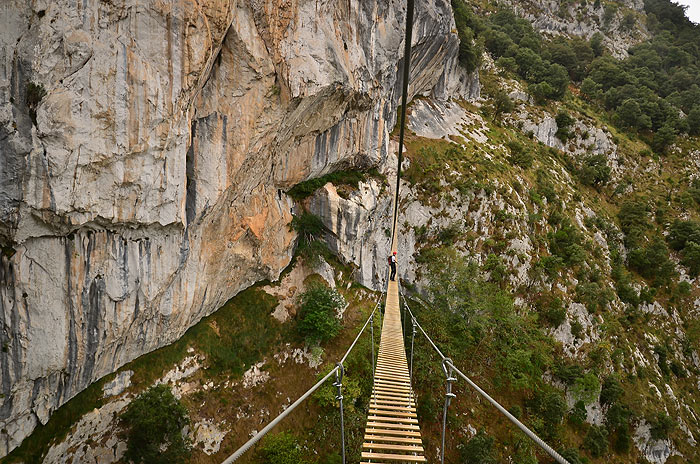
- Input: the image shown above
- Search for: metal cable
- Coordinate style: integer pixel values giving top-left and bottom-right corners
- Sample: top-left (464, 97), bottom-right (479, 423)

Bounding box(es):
top-left (446, 360), bottom-right (570, 464)
top-left (399, 289), bottom-right (569, 464)
top-left (222, 291), bottom-right (382, 463)
top-left (221, 366), bottom-right (339, 464)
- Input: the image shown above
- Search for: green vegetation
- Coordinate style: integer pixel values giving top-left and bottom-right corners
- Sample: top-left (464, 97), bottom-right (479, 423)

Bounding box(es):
top-left (120, 385), bottom-right (191, 464)
top-left (290, 211), bottom-right (330, 265)
top-left (287, 170), bottom-right (377, 200)
top-left (257, 432), bottom-right (309, 464)
top-left (459, 429), bottom-right (497, 463)
top-left (297, 283), bottom-right (344, 344)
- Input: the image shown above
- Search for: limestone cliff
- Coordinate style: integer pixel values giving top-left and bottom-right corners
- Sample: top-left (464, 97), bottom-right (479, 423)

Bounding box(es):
top-left (0, 0), bottom-right (475, 455)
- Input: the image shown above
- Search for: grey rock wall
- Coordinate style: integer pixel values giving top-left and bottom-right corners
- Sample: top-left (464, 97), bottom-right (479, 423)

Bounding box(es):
top-left (0, 0), bottom-right (471, 455)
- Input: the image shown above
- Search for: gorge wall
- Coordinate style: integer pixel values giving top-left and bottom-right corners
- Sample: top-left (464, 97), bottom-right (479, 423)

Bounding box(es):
top-left (0, 0), bottom-right (475, 455)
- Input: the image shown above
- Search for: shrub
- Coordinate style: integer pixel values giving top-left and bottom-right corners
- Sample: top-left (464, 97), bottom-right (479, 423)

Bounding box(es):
top-left (258, 432), bottom-right (309, 464)
top-left (460, 429), bottom-right (497, 464)
top-left (507, 140), bottom-right (533, 168)
top-left (627, 237), bottom-right (674, 285)
top-left (579, 154), bottom-right (611, 187)
top-left (120, 385), bottom-right (191, 464)
top-left (538, 296), bottom-right (566, 327)
top-left (649, 412), bottom-right (675, 440)
top-left (573, 373), bottom-right (600, 405)
top-left (287, 170), bottom-right (366, 200)
top-left (576, 281), bottom-right (613, 313)
top-left (548, 219), bottom-right (585, 266)
top-left (555, 111), bottom-right (575, 142)
top-left (584, 425), bottom-right (609, 457)
top-left (290, 212), bottom-right (328, 265)
top-left (297, 283), bottom-right (344, 344)
top-left (491, 88), bottom-right (515, 120)
top-left (569, 400), bottom-right (587, 425)
top-left (600, 375), bottom-right (624, 405)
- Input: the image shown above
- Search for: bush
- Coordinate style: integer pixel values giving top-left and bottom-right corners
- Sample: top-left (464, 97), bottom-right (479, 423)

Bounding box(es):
top-left (297, 283), bottom-right (344, 344)
top-left (579, 154), bottom-right (611, 187)
top-left (627, 237), bottom-right (675, 285)
top-left (460, 429), bottom-right (497, 464)
top-left (120, 385), bottom-right (191, 464)
top-left (258, 432), bottom-right (309, 464)
top-left (290, 212), bottom-right (328, 265)
top-left (555, 111), bottom-right (575, 142)
top-left (507, 140), bottom-right (533, 168)
top-left (548, 219), bottom-right (585, 266)
top-left (584, 425), bottom-right (609, 457)
top-left (600, 375), bottom-right (624, 405)
top-left (569, 400), bottom-right (587, 425)
top-left (573, 373), bottom-right (600, 405)
top-left (649, 412), bottom-right (675, 440)
top-left (287, 170), bottom-right (367, 200)
top-left (491, 88), bottom-right (515, 120)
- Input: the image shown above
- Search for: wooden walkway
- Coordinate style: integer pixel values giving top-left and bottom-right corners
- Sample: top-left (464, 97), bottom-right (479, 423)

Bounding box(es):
top-left (360, 278), bottom-right (426, 463)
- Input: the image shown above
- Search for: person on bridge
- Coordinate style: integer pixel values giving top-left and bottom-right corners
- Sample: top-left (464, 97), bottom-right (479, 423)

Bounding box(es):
top-left (389, 251), bottom-right (397, 281)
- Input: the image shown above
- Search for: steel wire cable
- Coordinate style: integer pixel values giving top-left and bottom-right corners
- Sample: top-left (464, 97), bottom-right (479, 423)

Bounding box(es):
top-left (399, 289), bottom-right (570, 464)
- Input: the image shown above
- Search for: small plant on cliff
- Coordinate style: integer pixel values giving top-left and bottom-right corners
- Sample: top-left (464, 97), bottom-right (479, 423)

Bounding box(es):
top-left (297, 283), bottom-right (344, 344)
top-left (290, 211), bottom-right (328, 265)
top-left (120, 384), bottom-right (191, 464)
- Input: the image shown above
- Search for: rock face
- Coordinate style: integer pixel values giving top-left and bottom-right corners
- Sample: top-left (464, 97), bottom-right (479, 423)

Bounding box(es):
top-left (503, 0), bottom-right (649, 58)
top-left (0, 0), bottom-right (474, 455)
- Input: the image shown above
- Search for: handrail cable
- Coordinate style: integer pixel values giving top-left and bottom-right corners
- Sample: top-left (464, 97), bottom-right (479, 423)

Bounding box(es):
top-left (222, 292), bottom-right (383, 463)
top-left (398, 289), bottom-right (570, 464)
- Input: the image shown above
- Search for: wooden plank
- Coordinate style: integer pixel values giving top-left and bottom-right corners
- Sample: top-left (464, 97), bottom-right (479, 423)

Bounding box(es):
top-left (360, 452), bottom-right (427, 462)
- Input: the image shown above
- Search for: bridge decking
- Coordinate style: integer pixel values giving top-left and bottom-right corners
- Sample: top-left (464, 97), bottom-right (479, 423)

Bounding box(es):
top-left (360, 278), bottom-right (426, 463)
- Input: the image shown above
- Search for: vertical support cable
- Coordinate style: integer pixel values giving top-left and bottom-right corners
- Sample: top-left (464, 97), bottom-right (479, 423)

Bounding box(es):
top-left (370, 313), bottom-right (375, 375)
top-left (391, 0), bottom-right (415, 237)
top-left (440, 358), bottom-right (456, 464)
top-left (334, 363), bottom-right (346, 464)
top-left (409, 316), bottom-right (417, 382)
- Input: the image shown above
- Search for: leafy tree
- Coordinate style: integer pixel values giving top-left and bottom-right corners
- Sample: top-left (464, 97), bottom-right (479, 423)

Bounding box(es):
top-left (297, 283), bottom-right (344, 343)
top-left (120, 385), bottom-right (191, 464)
top-left (687, 106), bottom-right (700, 135)
top-left (555, 111), bottom-right (575, 141)
top-left (581, 77), bottom-right (601, 100)
top-left (573, 372), bottom-right (600, 405)
top-left (507, 140), bottom-right (533, 168)
top-left (569, 400), bottom-right (587, 426)
top-left (600, 375), bottom-right (624, 405)
top-left (668, 220), bottom-right (700, 250)
top-left (616, 99), bottom-right (651, 129)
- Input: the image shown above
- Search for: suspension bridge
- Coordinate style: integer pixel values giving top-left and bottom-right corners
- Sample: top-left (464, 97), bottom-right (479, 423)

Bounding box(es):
top-left (222, 0), bottom-right (571, 461)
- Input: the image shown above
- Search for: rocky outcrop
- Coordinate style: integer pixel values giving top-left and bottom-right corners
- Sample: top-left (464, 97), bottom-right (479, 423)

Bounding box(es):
top-left (503, 0), bottom-right (649, 58)
top-left (0, 0), bottom-right (475, 455)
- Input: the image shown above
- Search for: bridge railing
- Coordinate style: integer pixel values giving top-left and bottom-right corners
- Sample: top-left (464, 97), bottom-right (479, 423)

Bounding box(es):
top-left (221, 287), bottom-right (384, 464)
top-left (398, 282), bottom-right (570, 464)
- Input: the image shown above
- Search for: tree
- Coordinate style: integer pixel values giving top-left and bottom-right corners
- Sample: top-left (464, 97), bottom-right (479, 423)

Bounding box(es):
top-left (120, 385), bottom-right (191, 464)
top-left (652, 123), bottom-right (676, 154)
top-left (687, 106), bottom-right (700, 135)
top-left (297, 283), bottom-right (344, 343)
top-left (591, 32), bottom-right (605, 56)
top-left (491, 89), bottom-right (515, 120)
top-left (460, 429), bottom-right (497, 463)
top-left (617, 99), bottom-right (651, 129)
